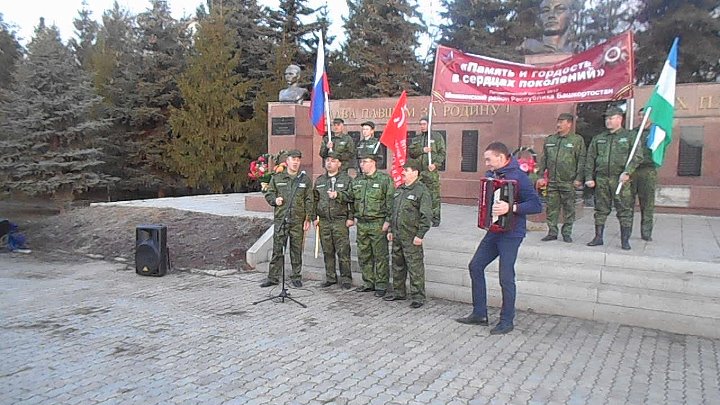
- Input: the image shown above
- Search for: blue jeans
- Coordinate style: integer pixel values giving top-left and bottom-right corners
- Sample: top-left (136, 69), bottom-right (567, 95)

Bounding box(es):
top-left (468, 233), bottom-right (523, 326)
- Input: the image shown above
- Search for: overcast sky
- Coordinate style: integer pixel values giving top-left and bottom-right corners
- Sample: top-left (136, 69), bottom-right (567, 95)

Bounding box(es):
top-left (1, 0), bottom-right (444, 54)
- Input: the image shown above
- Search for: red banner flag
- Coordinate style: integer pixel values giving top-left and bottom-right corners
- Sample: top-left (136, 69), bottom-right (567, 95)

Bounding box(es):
top-left (380, 91), bottom-right (408, 187)
top-left (431, 31), bottom-right (634, 105)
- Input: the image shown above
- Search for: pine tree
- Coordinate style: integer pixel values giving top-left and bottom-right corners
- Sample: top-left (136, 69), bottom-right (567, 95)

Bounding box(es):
top-left (221, 0), bottom-right (277, 119)
top-left (0, 14), bottom-right (22, 92)
top-left (69, 1), bottom-right (99, 70)
top-left (574, 0), bottom-right (636, 52)
top-left (267, 0), bottom-right (320, 71)
top-left (167, 11), bottom-right (254, 192)
top-left (635, 0), bottom-right (720, 83)
top-left (342, 0), bottom-right (429, 97)
top-left (130, 0), bottom-right (190, 192)
top-left (0, 21), bottom-right (112, 200)
top-left (439, 0), bottom-right (539, 61)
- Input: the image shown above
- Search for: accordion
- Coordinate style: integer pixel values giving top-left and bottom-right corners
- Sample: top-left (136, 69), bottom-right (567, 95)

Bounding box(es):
top-left (478, 177), bottom-right (518, 232)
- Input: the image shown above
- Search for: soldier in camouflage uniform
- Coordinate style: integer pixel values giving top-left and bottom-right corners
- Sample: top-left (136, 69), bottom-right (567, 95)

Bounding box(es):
top-left (349, 153), bottom-right (395, 297)
top-left (630, 108), bottom-right (657, 242)
top-left (408, 117), bottom-right (446, 227)
top-left (584, 106), bottom-right (641, 250)
top-left (260, 149), bottom-right (313, 287)
top-left (312, 153), bottom-right (354, 289)
top-left (384, 160), bottom-right (432, 308)
top-left (356, 121), bottom-right (381, 169)
top-left (320, 118), bottom-right (356, 174)
top-left (536, 113), bottom-right (586, 243)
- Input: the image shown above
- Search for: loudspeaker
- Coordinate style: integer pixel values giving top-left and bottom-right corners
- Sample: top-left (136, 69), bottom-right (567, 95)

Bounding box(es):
top-left (0, 219), bottom-right (10, 247)
top-left (135, 224), bottom-right (169, 277)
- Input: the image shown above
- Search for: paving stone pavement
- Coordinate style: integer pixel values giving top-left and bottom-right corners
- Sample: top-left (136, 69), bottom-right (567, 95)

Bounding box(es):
top-left (1, 255), bottom-right (719, 405)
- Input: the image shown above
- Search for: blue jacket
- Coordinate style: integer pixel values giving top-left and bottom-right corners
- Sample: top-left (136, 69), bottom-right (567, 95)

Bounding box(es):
top-left (485, 157), bottom-right (543, 238)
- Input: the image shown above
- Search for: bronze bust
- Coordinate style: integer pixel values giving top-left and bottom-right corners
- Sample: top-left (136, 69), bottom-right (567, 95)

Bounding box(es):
top-left (278, 64), bottom-right (309, 103)
top-left (519, 0), bottom-right (578, 54)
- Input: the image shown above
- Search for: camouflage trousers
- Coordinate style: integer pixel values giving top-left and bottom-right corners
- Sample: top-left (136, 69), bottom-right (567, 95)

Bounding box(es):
top-left (391, 237), bottom-right (426, 302)
top-left (631, 166), bottom-right (657, 239)
top-left (318, 218), bottom-right (352, 284)
top-left (420, 170), bottom-right (441, 225)
top-left (545, 185), bottom-right (577, 238)
top-left (268, 221), bottom-right (305, 283)
top-left (356, 219), bottom-right (389, 290)
top-left (593, 176), bottom-right (635, 228)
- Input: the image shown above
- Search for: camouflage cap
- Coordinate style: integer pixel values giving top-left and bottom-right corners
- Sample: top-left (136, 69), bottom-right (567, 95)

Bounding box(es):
top-left (360, 121), bottom-right (375, 129)
top-left (603, 106), bottom-right (624, 117)
top-left (325, 150), bottom-right (341, 160)
top-left (403, 160), bottom-right (422, 172)
top-left (332, 118), bottom-right (345, 124)
top-left (358, 152), bottom-right (378, 161)
top-left (557, 113), bottom-right (574, 122)
top-left (286, 149), bottom-right (302, 158)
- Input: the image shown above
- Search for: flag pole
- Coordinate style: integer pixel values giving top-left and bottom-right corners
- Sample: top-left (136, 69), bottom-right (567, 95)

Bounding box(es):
top-left (324, 93), bottom-right (332, 148)
top-left (615, 107), bottom-right (651, 195)
top-left (426, 103), bottom-right (433, 166)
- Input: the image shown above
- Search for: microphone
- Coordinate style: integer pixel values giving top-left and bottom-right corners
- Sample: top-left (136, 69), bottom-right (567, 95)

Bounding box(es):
top-left (330, 176), bottom-right (336, 192)
top-left (298, 170), bottom-right (306, 179)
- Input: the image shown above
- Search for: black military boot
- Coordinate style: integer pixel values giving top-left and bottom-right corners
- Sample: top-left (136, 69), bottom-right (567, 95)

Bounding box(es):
top-left (620, 226), bottom-right (632, 250)
top-left (586, 225), bottom-right (604, 246)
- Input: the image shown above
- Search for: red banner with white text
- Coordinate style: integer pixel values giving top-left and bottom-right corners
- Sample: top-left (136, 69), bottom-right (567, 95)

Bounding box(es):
top-left (431, 31), bottom-right (634, 105)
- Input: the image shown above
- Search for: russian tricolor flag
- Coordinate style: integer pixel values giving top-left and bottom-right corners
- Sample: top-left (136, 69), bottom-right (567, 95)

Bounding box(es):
top-left (310, 32), bottom-right (330, 135)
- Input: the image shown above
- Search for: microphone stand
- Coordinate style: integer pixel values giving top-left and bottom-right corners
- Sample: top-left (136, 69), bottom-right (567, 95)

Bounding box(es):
top-left (253, 171), bottom-right (308, 308)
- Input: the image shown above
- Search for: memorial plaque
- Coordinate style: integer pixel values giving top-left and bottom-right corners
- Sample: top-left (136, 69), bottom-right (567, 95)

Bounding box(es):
top-left (271, 117), bottom-right (296, 136)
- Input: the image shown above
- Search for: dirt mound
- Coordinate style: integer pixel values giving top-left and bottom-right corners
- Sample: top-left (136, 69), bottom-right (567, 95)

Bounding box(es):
top-left (9, 205), bottom-right (271, 271)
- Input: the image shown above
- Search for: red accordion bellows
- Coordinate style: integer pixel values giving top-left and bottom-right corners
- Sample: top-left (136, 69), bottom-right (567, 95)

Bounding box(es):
top-left (478, 177), bottom-right (518, 232)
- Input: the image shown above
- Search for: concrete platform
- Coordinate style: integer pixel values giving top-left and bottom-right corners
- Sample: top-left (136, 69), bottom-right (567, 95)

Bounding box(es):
top-left (98, 193), bottom-right (720, 338)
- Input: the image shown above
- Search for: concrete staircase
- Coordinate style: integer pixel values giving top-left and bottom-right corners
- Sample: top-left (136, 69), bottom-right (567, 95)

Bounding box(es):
top-left (247, 216), bottom-right (720, 339)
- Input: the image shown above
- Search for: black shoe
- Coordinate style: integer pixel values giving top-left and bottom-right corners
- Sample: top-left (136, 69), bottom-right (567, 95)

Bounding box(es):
top-left (541, 234), bottom-right (558, 241)
top-left (355, 286), bottom-right (374, 292)
top-left (260, 280), bottom-right (278, 288)
top-left (291, 279), bottom-right (303, 288)
top-left (410, 301), bottom-right (424, 308)
top-left (642, 235), bottom-right (653, 242)
top-left (383, 294), bottom-right (407, 301)
top-left (456, 315), bottom-right (489, 326)
top-left (431, 222), bottom-right (440, 227)
top-left (320, 281), bottom-right (336, 288)
top-left (490, 324), bottom-right (514, 335)
top-left (341, 282), bottom-right (352, 290)
top-left (563, 235), bottom-right (573, 243)
top-left (374, 289), bottom-right (387, 298)
top-left (620, 226), bottom-right (632, 250)
top-left (587, 225), bottom-right (604, 246)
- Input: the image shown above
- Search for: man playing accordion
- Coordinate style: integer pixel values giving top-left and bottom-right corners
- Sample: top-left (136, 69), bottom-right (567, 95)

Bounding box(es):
top-left (456, 142), bottom-right (542, 335)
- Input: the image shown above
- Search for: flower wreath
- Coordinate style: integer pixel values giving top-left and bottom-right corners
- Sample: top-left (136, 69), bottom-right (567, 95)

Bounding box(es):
top-left (248, 150), bottom-right (288, 191)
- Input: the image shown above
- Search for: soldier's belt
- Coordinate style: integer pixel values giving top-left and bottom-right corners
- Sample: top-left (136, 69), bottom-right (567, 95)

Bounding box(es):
top-left (357, 217), bottom-right (385, 223)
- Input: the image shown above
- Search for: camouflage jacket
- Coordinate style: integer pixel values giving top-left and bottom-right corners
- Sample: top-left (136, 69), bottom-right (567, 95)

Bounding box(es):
top-left (585, 128), bottom-right (641, 180)
top-left (356, 136), bottom-right (381, 160)
top-left (320, 133), bottom-right (356, 166)
top-left (537, 132), bottom-right (586, 185)
top-left (350, 170), bottom-right (394, 222)
top-left (633, 126), bottom-right (656, 169)
top-left (408, 131), bottom-right (446, 170)
top-left (264, 171), bottom-right (313, 225)
top-left (390, 180), bottom-right (432, 240)
top-left (312, 171), bottom-right (353, 221)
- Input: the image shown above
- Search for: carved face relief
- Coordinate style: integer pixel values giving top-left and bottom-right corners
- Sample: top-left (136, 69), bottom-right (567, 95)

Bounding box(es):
top-left (284, 67), bottom-right (299, 85)
top-left (540, 0), bottom-right (572, 36)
